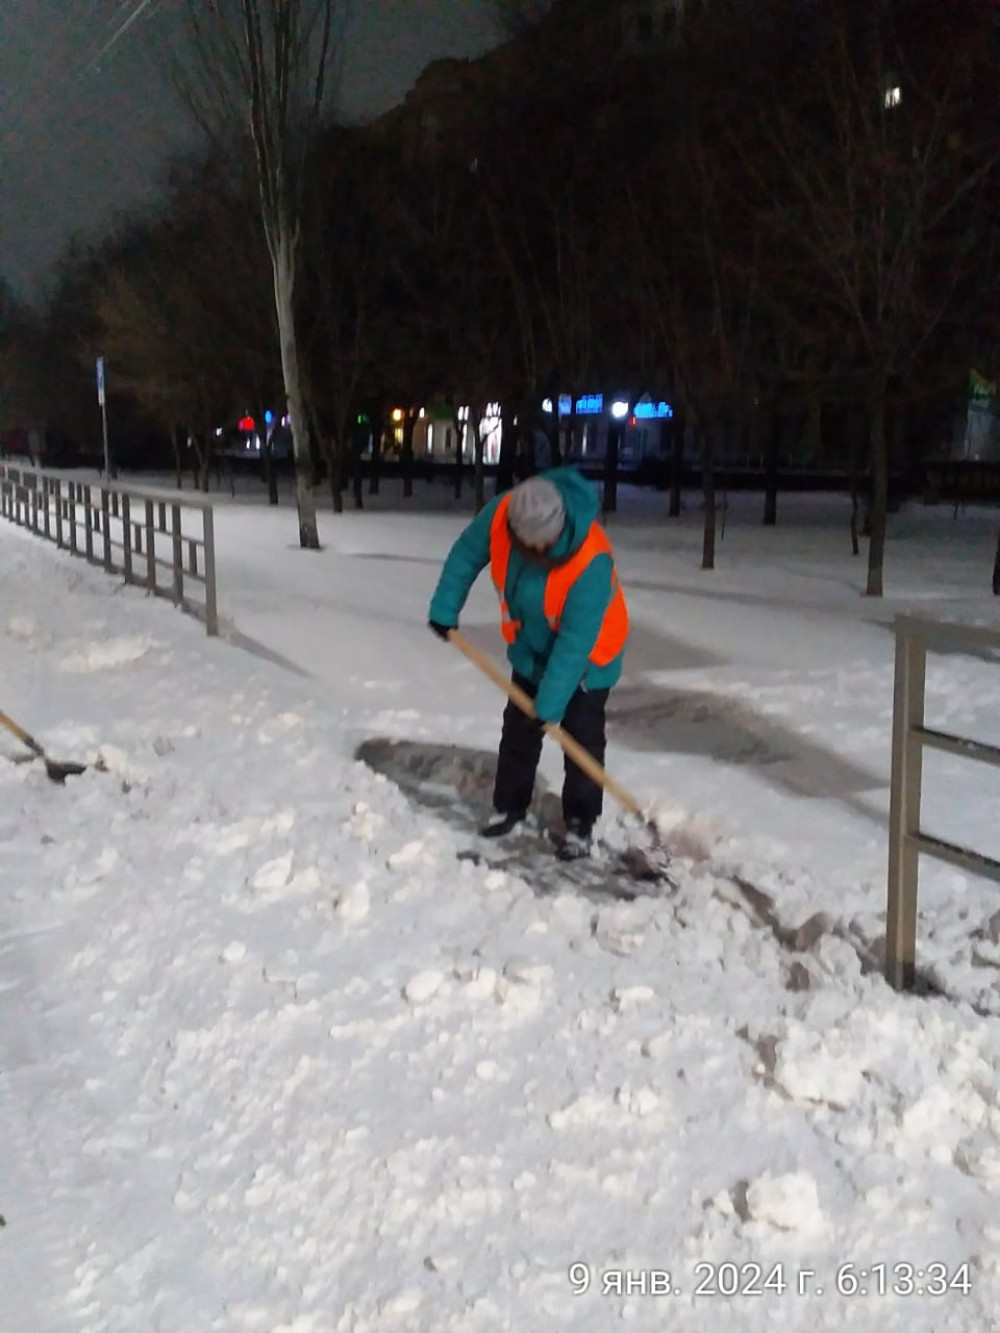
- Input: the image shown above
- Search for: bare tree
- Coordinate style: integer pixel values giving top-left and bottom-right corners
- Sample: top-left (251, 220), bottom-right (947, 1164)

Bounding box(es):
top-left (489, 0), bottom-right (552, 38)
top-left (627, 116), bottom-right (763, 571)
top-left (178, 0), bottom-right (346, 549)
top-left (748, 0), bottom-right (1000, 595)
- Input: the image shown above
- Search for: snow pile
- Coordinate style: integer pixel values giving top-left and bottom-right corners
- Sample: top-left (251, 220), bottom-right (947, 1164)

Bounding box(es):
top-left (61, 633), bottom-right (156, 673)
top-left (1, 493), bottom-right (999, 1332)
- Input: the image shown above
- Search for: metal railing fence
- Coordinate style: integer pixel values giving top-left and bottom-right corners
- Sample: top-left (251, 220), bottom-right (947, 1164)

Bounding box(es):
top-left (886, 614), bottom-right (1000, 989)
top-left (0, 463), bottom-right (218, 635)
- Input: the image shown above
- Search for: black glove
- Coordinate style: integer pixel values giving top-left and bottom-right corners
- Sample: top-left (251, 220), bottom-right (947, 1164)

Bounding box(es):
top-left (428, 621), bottom-right (454, 641)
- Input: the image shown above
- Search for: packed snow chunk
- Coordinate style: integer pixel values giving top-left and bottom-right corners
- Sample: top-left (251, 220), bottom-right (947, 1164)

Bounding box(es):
top-left (611, 984), bottom-right (656, 1014)
top-left (62, 635), bottom-right (154, 673)
top-left (645, 802), bottom-right (725, 862)
top-left (216, 814), bottom-right (295, 853)
top-left (548, 1094), bottom-right (620, 1132)
top-left (464, 965), bottom-right (498, 999)
top-left (68, 846), bottom-right (121, 890)
top-left (955, 1134), bottom-right (1000, 1183)
top-left (336, 881), bottom-right (371, 922)
top-left (95, 745), bottom-right (149, 786)
top-left (377, 1290), bottom-right (423, 1318)
top-left (615, 1083), bottom-right (661, 1118)
top-left (219, 941), bottom-right (248, 964)
top-left (899, 1086), bottom-right (954, 1139)
top-left (273, 1319), bottom-right (322, 1333)
top-left (496, 973), bottom-right (544, 1016)
top-left (745, 1170), bottom-right (825, 1234)
top-left (258, 712), bottom-right (305, 742)
top-left (403, 970), bottom-right (446, 1005)
top-left (289, 865), bottom-right (321, 893)
top-left (347, 802), bottom-right (383, 842)
top-left (897, 1085), bottom-right (972, 1158)
top-left (771, 1026), bottom-right (863, 1108)
top-left (503, 957), bottom-right (553, 987)
top-left (387, 839), bottom-right (426, 869)
top-left (7, 615), bottom-right (39, 642)
top-left (250, 852), bottom-right (294, 891)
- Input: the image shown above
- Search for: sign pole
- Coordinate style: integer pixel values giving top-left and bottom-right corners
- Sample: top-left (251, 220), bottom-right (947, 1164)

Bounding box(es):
top-left (96, 356), bottom-right (114, 479)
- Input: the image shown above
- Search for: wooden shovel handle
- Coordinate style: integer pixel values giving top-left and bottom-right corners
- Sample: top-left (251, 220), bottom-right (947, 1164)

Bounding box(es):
top-left (446, 628), bottom-right (644, 820)
top-left (0, 710), bottom-right (44, 757)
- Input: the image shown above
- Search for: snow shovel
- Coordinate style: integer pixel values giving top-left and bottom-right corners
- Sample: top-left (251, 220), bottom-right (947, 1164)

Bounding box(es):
top-left (446, 630), bottom-right (672, 882)
top-left (0, 710), bottom-right (88, 784)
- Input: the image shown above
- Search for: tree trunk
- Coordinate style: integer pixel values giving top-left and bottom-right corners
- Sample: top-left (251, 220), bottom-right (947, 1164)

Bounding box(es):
top-left (352, 434), bottom-right (365, 510)
top-left (603, 419), bottom-right (619, 515)
top-left (265, 436), bottom-right (279, 505)
top-left (368, 414), bottom-right (382, 496)
top-left (545, 409), bottom-right (561, 468)
top-left (327, 440), bottom-right (344, 515)
top-left (992, 529), bottom-right (1000, 595)
top-left (401, 409), bottom-right (416, 499)
top-left (496, 404), bottom-right (517, 495)
top-left (253, 402), bottom-right (277, 505)
top-left (668, 411), bottom-right (684, 518)
top-left (273, 233), bottom-right (320, 549)
top-left (866, 383), bottom-right (889, 597)
top-left (763, 406), bottom-right (780, 526)
top-left (701, 425), bottom-right (717, 571)
top-left (848, 424), bottom-right (861, 557)
top-left (473, 408), bottom-right (486, 513)
top-left (452, 412), bottom-right (464, 500)
top-left (171, 426), bottom-right (184, 490)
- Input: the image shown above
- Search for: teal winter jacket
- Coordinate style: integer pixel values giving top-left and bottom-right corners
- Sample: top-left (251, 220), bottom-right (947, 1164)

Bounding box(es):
top-left (428, 467), bottom-right (626, 723)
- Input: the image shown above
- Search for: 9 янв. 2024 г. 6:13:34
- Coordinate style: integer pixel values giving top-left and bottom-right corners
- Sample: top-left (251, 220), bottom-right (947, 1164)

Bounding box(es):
top-left (568, 1261), bottom-right (974, 1299)
top-left (829, 1262), bottom-right (973, 1297)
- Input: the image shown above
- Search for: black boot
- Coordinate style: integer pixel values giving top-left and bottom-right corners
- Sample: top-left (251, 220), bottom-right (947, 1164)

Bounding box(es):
top-left (480, 810), bottom-right (527, 839)
top-left (555, 819), bottom-right (593, 861)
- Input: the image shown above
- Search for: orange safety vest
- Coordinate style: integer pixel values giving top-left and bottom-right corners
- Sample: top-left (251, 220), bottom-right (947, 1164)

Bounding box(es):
top-left (489, 494), bottom-right (629, 667)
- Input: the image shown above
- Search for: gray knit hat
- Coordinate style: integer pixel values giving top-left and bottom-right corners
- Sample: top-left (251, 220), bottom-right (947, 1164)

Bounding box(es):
top-left (507, 477), bottom-right (565, 547)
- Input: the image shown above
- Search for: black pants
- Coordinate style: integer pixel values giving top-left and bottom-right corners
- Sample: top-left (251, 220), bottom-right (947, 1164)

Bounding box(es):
top-left (493, 671), bottom-right (609, 830)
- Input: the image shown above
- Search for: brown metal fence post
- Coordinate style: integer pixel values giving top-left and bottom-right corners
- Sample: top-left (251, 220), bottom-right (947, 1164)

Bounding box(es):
top-left (101, 488), bottom-right (113, 571)
top-left (145, 499), bottom-right (156, 590)
top-left (171, 503), bottom-right (184, 606)
top-left (122, 494), bottom-right (133, 583)
top-left (203, 506), bottom-right (218, 635)
top-left (84, 486), bottom-right (94, 561)
top-left (885, 625), bottom-right (926, 991)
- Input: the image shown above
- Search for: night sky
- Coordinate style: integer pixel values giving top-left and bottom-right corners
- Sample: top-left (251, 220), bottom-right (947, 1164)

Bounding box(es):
top-left (0, 0), bottom-right (497, 301)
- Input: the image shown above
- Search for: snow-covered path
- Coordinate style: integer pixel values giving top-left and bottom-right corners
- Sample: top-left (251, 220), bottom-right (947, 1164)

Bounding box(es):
top-left (1, 489), bottom-right (998, 1331)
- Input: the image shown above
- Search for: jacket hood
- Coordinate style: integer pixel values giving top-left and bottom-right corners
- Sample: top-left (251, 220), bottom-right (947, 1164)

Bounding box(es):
top-left (536, 466), bottom-right (600, 558)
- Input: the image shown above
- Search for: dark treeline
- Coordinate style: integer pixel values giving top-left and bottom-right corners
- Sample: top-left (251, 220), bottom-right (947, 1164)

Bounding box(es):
top-left (2, 0), bottom-right (999, 593)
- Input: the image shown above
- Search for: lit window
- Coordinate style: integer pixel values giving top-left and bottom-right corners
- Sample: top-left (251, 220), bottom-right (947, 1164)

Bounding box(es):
top-left (884, 75), bottom-right (902, 108)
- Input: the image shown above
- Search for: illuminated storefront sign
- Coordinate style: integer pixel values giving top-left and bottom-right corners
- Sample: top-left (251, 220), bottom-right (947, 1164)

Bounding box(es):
top-left (633, 400), bottom-right (673, 420)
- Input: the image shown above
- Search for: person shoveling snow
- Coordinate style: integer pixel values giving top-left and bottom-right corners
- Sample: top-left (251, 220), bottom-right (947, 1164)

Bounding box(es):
top-left (428, 467), bottom-right (629, 862)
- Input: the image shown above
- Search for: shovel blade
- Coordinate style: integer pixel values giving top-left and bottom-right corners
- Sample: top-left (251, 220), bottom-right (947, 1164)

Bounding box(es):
top-left (44, 759), bottom-right (88, 784)
top-left (620, 844), bottom-right (675, 885)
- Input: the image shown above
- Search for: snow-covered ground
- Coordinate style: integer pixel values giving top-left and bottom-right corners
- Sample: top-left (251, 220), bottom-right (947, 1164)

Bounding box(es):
top-left (1, 481), bottom-right (998, 1332)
